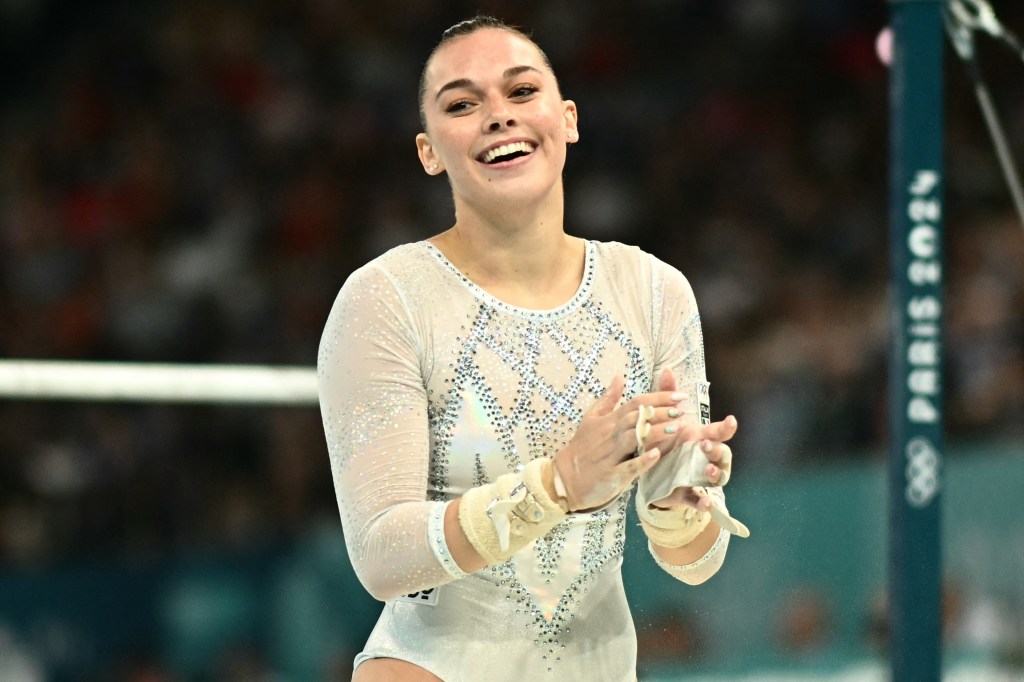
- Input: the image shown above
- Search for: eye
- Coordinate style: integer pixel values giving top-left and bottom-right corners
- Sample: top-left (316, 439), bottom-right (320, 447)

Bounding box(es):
top-left (510, 84), bottom-right (538, 98)
top-left (445, 99), bottom-right (473, 114)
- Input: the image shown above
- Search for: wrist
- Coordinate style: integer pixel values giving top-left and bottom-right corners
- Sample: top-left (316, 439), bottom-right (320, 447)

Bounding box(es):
top-left (542, 458), bottom-right (572, 513)
top-left (640, 504), bottom-right (711, 548)
top-left (458, 458), bottom-right (568, 565)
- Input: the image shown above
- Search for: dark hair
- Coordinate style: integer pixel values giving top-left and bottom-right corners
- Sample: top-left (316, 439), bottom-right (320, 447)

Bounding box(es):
top-left (417, 15), bottom-right (558, 130)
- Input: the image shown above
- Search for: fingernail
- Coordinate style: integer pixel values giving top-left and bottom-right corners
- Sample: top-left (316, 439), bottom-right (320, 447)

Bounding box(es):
top-left (670, 392), bottom-right (685, 401)
top-left (702, 440), bottom-right (713, 453)
top-left (665, 423), bottom-right (677, 434)
top-left (647, 447), bottom-right (661, 460)
top-left (668, 407), bottom-right (680, 418)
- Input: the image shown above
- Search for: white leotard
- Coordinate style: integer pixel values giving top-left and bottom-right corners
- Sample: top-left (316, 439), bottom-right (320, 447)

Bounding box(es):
top-left (318, 240), bottom-right (730, 682)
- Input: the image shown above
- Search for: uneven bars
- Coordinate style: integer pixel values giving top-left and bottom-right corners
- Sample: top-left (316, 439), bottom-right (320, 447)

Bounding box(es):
top-left (0, 360), bottom-right (319, 405)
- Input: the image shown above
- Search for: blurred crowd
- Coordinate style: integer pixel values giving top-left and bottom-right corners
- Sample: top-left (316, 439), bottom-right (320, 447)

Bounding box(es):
top-left (1, 0), bottom-right (1022, 569)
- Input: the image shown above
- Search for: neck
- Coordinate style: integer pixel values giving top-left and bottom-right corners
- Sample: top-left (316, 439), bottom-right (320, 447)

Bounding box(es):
top-left (430, 185), bottom-right (585, 308)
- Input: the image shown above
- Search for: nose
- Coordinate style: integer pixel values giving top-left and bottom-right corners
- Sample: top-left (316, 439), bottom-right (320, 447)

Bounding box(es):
top-left (483, 97), bottom-right (516, 132)
top-left (487, 118), bottom-right (515, 132)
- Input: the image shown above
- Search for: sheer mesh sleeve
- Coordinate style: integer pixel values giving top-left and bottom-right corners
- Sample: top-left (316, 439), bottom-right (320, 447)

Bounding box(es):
top-left (317, 263), bottom-right (457, 601)
top-left (642, 256), bottom-right (731, 582)
top-left (646, 491), bottom-right (732, 585)
top-left (650, 257), bottom-right (708, 424)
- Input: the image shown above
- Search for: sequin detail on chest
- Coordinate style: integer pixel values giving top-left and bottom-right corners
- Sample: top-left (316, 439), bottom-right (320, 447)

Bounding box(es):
top-left (426, 299), bottom-right (648, 495)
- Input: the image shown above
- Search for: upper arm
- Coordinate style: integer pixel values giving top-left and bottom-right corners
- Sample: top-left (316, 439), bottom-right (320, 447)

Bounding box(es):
top-left (318, 265), bottom-right (450, 599)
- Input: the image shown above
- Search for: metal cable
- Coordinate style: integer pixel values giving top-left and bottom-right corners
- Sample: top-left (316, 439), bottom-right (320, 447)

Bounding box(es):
top-left (946, 0), bottom-right (1024, 232)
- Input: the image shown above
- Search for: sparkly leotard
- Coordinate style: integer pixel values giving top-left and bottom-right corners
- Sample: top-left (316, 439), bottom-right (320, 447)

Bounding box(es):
top-left (318, 240), bottom-right (730, 682)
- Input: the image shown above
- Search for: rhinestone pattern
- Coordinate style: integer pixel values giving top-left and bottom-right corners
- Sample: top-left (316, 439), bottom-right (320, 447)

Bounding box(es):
top-left (498, 496), bottom-right (630, 670)
top-left (426, 296), bottom-right (649, 496)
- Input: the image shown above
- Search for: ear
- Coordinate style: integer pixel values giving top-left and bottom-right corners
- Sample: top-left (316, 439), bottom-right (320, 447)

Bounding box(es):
top-left (563, 100), bottom-right (579, 143)
top-left (416, 132), bottom-right (444, 175)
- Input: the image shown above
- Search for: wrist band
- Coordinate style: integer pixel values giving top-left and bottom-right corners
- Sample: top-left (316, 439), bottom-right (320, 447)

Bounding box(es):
top-left (636, 488), bottom-right (712, 549)
top-left (458, 458), bottom-right (568, 564)
top-left (428, 501), bottom-right (470, 580)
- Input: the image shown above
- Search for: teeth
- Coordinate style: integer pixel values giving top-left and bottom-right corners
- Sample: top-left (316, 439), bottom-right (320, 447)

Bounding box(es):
top-left (482, 141), bottom-right (535, 164)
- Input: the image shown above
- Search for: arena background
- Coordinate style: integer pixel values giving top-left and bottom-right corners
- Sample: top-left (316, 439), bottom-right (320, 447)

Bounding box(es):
top-left (1, 1), bottom-right (1023, 680)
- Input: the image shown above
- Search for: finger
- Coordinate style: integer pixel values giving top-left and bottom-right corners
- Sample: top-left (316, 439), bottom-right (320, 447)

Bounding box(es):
top-left (630, 405), bottom-right (690, 427)
top-left (720, 414), bottom-right (739, 439)
top-left (640, 418), bottom-right (683, 454)
top-left (704, 416), bottom-right (738, 442)
top-left (608, 410), bottom-right (647, 460)
top-left (702, 417), bottom-right (737, 442)
top-left (694, 492), bottom-right (715, 513)
top-left (588, 375), bottom-right (625, 417)
top-left (614, 405), bottom-right (653, 441)
top-left (700, 441), bottom-right (732, 467)
top-left (654, 404), bottom-right (694, 424)
top-left (678, 416), bottom-right (738, 444)
top-left (657, 367), bottom-right (677, 393)
top-left (622, 390), bottom-right (685, 416)
top-left (704, 463), bottom-right (728, 486)
top-left (701, 442), bottom-right (732, 485)
top-left (615, 446), bottom-right (662, 481)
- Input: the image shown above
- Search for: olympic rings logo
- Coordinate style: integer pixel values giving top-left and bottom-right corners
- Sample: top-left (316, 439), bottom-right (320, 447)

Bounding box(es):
top-left (905, 437), bottom-right (941, 508)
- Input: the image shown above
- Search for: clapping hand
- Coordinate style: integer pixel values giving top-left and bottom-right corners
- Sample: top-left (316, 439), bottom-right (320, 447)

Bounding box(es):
top-left (552, 369), bottom-right (737, 512)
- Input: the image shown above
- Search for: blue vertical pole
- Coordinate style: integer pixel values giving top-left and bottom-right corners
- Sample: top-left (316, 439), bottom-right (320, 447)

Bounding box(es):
top-left (887, 2), bottom-right (944, 680)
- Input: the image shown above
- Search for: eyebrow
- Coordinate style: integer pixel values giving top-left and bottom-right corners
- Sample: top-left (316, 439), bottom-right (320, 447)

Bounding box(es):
top-left (434, 65), bottom-right (542, 101)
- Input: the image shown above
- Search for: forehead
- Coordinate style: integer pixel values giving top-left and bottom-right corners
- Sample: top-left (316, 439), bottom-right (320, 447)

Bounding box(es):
top-left (425, 28), bottom-right (552, 91)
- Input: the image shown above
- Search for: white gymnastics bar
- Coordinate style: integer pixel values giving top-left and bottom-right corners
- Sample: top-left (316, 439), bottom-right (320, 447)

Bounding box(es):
top-left (0, 360), bottom-right (319, 405)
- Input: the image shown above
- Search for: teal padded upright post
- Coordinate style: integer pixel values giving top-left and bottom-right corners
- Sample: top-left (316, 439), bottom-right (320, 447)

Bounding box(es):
top-left (887, 2), bottom-right (945, 680)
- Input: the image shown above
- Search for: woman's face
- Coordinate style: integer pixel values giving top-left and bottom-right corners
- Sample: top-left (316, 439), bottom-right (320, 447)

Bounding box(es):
top-left (416, 28), bottom-right (579, 212)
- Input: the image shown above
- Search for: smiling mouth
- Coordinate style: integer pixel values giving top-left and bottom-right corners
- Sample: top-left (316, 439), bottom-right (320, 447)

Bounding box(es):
top-left (479, 141), bottom-right (537, 164)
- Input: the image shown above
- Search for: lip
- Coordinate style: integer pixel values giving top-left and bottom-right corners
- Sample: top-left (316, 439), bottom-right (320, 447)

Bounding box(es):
top-left (475, 137), bottom-right (539, 167)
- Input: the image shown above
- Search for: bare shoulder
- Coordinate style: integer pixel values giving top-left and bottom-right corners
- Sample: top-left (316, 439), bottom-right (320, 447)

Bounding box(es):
top-left (352, 658), bottom-right (445, 682)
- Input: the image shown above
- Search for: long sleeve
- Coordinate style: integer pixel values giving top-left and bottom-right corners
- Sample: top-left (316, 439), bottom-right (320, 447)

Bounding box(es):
top-left (317, 263), bottom-right (459, 601)
top-left (641, 256), bottom-right (731, 583)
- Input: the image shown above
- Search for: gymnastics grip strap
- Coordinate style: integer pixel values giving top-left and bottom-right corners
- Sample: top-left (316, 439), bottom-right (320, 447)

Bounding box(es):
top-left (458, 458), bottom-right (568, 565)
top-left (637, 441), bottom-right (750, 540)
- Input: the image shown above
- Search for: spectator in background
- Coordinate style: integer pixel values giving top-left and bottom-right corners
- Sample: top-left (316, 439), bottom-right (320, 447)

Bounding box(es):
top-left (0, 0), bottom-right (1020, 578)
